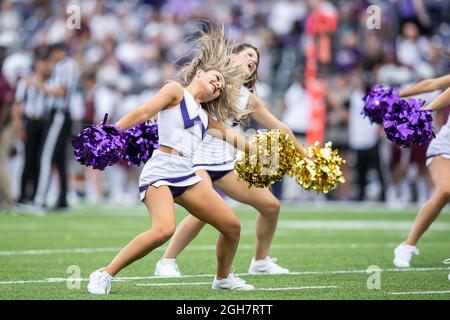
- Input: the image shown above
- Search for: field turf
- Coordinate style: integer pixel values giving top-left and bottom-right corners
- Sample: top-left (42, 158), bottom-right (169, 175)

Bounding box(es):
top-left (0, 203), bottom-right (449, 300)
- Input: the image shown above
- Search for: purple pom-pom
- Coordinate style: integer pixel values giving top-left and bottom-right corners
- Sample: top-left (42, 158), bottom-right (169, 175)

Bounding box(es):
top-left (383, 98), bottom-right (434, 148)
top-left (72, 114), bottom-right (126, 170)
top-left (121, 121), bottom-right (159, 166)
top-left (362, 85), bottom-right (400, 124)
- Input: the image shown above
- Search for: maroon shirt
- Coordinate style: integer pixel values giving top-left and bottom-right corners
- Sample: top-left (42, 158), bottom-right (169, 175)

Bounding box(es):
top-left (0, 75), bottom-right (14, 121)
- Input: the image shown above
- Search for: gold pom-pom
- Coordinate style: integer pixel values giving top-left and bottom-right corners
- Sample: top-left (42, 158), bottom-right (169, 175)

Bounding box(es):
top-left (288, 141), bottom-right (346, 193)
top-left (234, 129), bottom-right (298, 188)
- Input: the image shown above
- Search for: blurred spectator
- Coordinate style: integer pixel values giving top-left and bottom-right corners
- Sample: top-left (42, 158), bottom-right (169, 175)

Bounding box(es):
top-left (397, 0), bottom-right (431, 30)
top-left (282, 71), bottom-right (311, 140)
top-left (324, 72), bottom-right (351, 200)
top-left (0, 0), bottom-right (448, 206)
top-left (94, 66), bottom-right (120, 122)
top-left (361, 33), bottom-right (383, 73)
top-left (33, 42), bottom-right (79, 209)
top-left (396, 22), bottom-right (429, 68)
top-left (376, 47), bottom-right (413, 88)
top-left (13, 46), bottom-right (52, 204)
top-left (281, 71), bottom-right (315, 201)
top-left (81, 71), bottom-right (97, 126)
top-left (348, 80), bottom-right (385, 201)
top-left (109, 74), bottom-right (141, 204)
top-left (0, 42), bottom-right (15, 211)
top-left (268, 0), bottom-right (307, 36)
top-left (387, 145), bottom-right (413, 204)
top-left (76, 70), bottom-right (104, 203)
top-left (334, 31), bottom-right (361, 72)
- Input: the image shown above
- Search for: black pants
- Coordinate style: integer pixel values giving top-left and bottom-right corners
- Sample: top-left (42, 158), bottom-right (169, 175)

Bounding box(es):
top-left (34, 110), bottom-right (72, 207)
top-left (18, 118), bottom-right (45, 202)
top-left (356, 143), bottom-right (385, 201)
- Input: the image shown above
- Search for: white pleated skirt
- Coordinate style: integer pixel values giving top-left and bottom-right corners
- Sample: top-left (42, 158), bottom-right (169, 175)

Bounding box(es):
top-left (139, 150), bottom-right (202, 201)
top-left (426, 125), bottom-right (450, 166)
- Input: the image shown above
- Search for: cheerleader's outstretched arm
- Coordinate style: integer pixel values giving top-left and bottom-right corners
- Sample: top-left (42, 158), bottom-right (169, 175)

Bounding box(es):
top-left (115, 82), bottom-right (183, 131)
top-left (399, 74), bottom-right (450, 97)
top-left (207, 115), bottom-right (252, 153)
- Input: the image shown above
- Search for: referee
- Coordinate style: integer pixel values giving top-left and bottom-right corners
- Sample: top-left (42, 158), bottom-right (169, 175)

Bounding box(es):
top-left (33, 43), bottom-right (79, 209)
top-left (12, 47), bottom-right (52, 204)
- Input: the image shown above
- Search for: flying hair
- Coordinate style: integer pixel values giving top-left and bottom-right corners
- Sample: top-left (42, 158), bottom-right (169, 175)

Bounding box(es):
top-left (175, 24), bottom-right (250, 122)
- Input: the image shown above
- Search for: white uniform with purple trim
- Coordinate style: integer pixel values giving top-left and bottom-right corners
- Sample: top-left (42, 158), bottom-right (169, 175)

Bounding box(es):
top-left (192, 86), bottom-right (250, 172)
top-left (426, 119), bottom-right (450, 166)
top-left (139, 88), bottom-right (208, 201)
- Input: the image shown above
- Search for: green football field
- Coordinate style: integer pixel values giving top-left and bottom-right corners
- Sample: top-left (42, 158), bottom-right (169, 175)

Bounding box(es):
top-left (1, 203), bottom-right (449, 300)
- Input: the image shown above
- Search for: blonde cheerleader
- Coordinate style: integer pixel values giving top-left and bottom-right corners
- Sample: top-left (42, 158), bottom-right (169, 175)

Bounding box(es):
top-left (87, 27), bottom-right (256, 294)
top-left (393, 74), bottom-right (450, 271)
top-left (154, 43), bottom-right (307, 277)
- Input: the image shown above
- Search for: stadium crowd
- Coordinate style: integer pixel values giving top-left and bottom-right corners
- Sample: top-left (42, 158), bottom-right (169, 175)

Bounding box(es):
top-left (0, 0), bottom-right (450, 211)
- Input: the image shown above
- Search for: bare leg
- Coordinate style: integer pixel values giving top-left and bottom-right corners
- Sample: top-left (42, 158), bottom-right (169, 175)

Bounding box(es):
top-left (162, 172), bottom-right (212, 259)
top-left (176, 179), bottom-right (241, 279)
top-left (214, 171), bottom-right (280, 260)
top-left (104, 186), bottom-right (176, 276)
top-left (163, 170), bottom-right (280, 260)
top-left (405, 156), bottom-right (450, 246)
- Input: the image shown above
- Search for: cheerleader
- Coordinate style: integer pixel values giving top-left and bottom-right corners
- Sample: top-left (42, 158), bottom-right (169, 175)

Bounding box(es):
top-left (154, 43), bottom-right (307, 277)
top-left (87, 28), bottom-right (255, 294)
top-left (393, 74), bottom-right (450, 268)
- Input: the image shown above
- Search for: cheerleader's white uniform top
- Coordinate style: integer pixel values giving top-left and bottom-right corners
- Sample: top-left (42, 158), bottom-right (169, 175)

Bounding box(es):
top-left (426, 116), bottom-right (450, 166)
top-left (139, 88), bottom-right (208, 201)
top-left (192, 86), bottom-right (249, 176)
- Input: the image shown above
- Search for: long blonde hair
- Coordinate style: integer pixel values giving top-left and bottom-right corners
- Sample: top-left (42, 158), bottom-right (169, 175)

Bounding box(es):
top-left (176, 25), bottom-right (250, 122)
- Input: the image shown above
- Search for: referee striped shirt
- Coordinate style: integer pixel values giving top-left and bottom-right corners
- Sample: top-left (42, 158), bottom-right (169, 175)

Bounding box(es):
top-left (48, 57), bottom-right (80, 112)
top-left (15, 78), bottom-right (50, 119)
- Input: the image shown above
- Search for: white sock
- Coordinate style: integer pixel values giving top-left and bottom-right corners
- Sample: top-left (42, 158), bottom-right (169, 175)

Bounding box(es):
top-left (402, 243), bottom-right (417, 250)
top-left (100, 269), bottom-right (113, 279)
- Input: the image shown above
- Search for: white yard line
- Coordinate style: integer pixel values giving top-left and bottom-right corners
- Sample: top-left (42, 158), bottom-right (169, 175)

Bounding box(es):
top-left (0, 247), bottom-right (121, 256)
top-left (277, 220), bottom-right (450, 231)
top-left (136, 282), bottom-right (211, 287)
top-left (1, 267), bottom-right (448, 285)
top-left (386, 290), bottom-right (450, 295)
top-left (1, 242), bottom-right (449, 256)
top-left (256, 286), bottom-right (339, 291)
top-left (285, 267), bottom-right (449, 276)
top-left (135, 283), bottom-right (339, 290)
top-left (70, 202), bottom-right (450, 214)
top-left (0, 280), bottom-right (55, 284)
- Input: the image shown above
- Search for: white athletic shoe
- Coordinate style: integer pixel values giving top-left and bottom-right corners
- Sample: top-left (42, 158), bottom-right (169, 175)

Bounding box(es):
top-left (443, 258), bottom-right (450, 281)
top-left (212, 273), bottom-right (255, 290)
top-left (248, 257), bottom-right (290, 275)
top-left (154, 259), bottom-right (181, 277)
top-left (393, 243), bottom-right (420, 268)
top-left (87, 269), bottom-right (113, 294)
